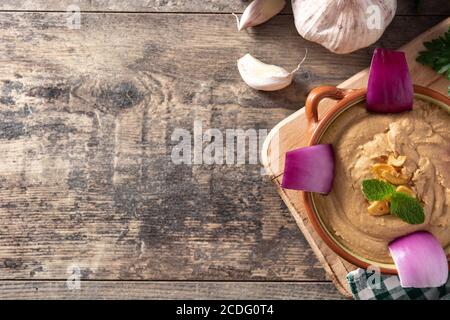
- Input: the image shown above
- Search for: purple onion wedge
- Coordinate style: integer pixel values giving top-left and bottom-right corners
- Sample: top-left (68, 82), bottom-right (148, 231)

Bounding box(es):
top-left (389, 231), bottom-right (448, 288)
top-left (281, 144), bottom-right (335, 194)
top-left (367, 48), bottom-right (414, 113)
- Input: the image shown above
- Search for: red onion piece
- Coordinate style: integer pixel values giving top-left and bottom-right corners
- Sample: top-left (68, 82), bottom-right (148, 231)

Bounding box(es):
top-left (281, 144), bottom-right (335, 194)
top-left (367, 48), bottom-right (414, 113)
top-left (389, 231), bottom-right (449, 288)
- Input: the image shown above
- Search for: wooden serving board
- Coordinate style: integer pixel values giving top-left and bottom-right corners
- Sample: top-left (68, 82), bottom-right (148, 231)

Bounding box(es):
top-left (261, 18), bottom-right (450, 297)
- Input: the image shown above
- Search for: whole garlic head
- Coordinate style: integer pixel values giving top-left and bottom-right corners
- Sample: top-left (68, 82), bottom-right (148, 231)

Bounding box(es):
top-left (292, 0), bottom-right (397, 54)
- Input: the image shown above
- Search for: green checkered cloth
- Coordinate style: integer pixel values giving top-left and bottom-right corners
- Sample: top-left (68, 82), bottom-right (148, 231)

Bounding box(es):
top-left (347, 269), bottom-right (450, 300)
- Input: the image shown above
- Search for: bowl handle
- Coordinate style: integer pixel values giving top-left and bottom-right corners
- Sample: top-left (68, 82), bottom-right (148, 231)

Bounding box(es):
top-left (305, 86), bottom-right (353, 125)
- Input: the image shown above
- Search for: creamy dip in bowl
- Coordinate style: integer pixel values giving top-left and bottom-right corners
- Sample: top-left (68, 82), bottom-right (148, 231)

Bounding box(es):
top-left (303, 85), bottom-right (450, 272)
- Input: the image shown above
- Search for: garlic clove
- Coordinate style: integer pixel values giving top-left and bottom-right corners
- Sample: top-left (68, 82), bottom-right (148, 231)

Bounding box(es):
top-left (368, 200), bottom-right (390, 216)
top-left (388, 154), bottom-right (407, 167)
top-left (237, 54), bottom-right (291, 91)
top-left (237, 52), bottom-right (306, 91)
top-left (396, 185), bottom-right (415, 198)
top-left (234, 0), bottom-right (286, 31)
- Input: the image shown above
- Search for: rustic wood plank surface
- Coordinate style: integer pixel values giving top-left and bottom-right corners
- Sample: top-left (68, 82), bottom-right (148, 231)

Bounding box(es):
top-left (0, 0), bottom-right (447, 299)
top-left (0, 0), bottom-right (449, 15)
top-left (0, 281), bottom-right (343, 300)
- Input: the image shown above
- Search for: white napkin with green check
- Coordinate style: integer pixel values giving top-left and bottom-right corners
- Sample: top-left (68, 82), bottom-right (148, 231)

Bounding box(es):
top-left (347, 269), bottom-right (450, 300)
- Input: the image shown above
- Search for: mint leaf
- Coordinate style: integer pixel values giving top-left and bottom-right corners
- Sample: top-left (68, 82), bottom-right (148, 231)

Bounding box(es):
top-left (390, 192), bottom-right (425, 225)
top-left (362, 179), bottom-right (396, 201)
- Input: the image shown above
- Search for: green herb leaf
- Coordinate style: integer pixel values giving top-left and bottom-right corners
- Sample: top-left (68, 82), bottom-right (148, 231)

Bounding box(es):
top-left (417, 26), bottom-right (450, 96)
top-left (362, 179), bottom-right (396, 201)
top-left (390, 192), bottom-right (425, 225)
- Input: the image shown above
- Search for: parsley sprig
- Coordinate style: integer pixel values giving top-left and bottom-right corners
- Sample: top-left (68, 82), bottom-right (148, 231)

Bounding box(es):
top-left (362, 179), bottom-right (425, 225)
top-left (416, 26), bottom-right (450, 95)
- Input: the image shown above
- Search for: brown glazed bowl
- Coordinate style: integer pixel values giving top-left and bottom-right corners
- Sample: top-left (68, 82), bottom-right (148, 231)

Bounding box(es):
top-left (302, 85), bottom-right (450, 274)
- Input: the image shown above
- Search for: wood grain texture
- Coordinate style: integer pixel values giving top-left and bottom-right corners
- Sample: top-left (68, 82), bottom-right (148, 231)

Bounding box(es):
top-left (261, 18), bottom-right (450, 297)
top-left (0, 10), bottom-right (445, 286)
top-left (0, 0), bottom-right (448, 299)
top-left (0, 0), bottom-right (448, 15)
top-left (0, 281), bottom-right (344, 299)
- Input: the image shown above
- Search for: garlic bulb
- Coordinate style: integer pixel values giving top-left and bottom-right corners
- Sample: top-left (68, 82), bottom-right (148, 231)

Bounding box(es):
top-left (234, 0), bottom-right (286, 31)
top-left (292, 0), bottom-right (397, 54)
top-left (237, 52), bottom-right (306, 91)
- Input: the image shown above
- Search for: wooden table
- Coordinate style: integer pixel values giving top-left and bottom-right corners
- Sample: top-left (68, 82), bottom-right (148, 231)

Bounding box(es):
top-left (0, 1), bottom-right (448, 300)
